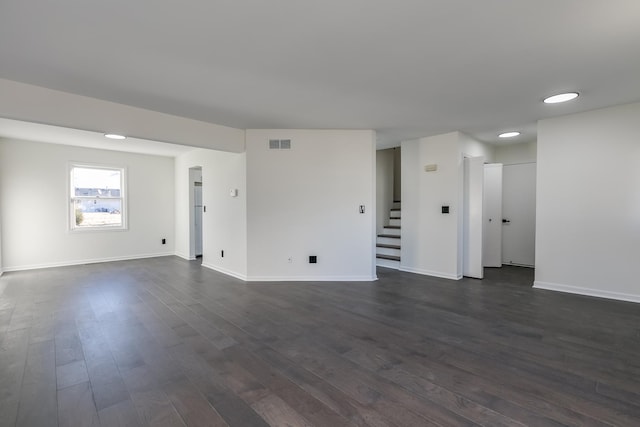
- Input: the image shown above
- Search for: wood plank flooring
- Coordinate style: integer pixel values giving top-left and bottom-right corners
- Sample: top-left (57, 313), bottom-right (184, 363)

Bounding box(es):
top-left (1, 257), bottom-right (639, 426)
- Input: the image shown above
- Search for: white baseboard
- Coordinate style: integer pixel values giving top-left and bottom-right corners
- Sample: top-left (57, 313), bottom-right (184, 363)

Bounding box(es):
top-left (399, 265), bottom-right (462, 281)
top-left (201, 262), bottom-right (248, 281)
top-left (175, 252), bottom-right (196, 261)
top-left (245, 275), bottom-right (378, 282)
top-left (533, 281), bottom-right (640, 304)
top-left (2, 252), bottom-right (175, 272)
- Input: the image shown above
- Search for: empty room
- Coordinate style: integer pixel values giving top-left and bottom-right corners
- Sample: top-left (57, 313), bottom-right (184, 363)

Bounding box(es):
top-left (1, 1), bottom-right (640, 426)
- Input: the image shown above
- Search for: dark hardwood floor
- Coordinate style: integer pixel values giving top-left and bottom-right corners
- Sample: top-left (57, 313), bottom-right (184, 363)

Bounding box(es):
top-left (1, 257), bottom-right (639, 426)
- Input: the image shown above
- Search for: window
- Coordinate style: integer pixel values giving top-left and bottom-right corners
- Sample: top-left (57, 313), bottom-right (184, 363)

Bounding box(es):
top-left (69, 164), bottom-right (126, 231)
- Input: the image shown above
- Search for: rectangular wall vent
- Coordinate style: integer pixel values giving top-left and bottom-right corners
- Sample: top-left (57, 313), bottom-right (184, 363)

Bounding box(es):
top-left (268, 139), bottom-right (292, 150)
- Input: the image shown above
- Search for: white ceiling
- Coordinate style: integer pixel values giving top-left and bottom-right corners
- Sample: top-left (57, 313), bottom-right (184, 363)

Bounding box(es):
top-left (1, 0), bottom-right (640, 150)
top-left (0, 118), bottom-right (194, 157)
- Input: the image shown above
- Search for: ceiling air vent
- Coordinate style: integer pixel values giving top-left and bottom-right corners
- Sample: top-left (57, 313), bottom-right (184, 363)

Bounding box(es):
top-left (268, 139), bottom-right (292, 150)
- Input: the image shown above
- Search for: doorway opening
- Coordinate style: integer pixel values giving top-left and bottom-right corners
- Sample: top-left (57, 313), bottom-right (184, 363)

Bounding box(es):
top-left (189, 166), bottom-right (203, 262)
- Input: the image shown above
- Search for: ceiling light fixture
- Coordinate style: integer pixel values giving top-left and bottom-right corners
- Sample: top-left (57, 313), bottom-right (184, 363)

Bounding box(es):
top-left (104, 133), bottom-right (126, 140)
top-left (543, 92), bottom-right (579, 104)
top-left (498, 131), bottom-right (520, 138)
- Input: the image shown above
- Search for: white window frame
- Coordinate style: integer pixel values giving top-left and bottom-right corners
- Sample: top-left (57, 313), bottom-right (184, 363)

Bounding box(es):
top-left (69, 163), bottom-right (128, 232)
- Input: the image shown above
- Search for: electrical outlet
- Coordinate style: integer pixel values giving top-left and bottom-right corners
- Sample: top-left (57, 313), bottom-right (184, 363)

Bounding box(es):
top-left (162, 238), bottom-right (166, 245)
top-left (309, 256), bottom-right (317, 264)
top-left (287, 257), bottom-right (293, 263)
top-left (221, 250), bottom-right (224, 257)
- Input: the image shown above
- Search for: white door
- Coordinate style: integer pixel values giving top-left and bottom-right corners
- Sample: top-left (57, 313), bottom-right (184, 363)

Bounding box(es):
top-left (194, 183), bottom-right (203, 257)
top-left (463, 156), bottom-right (484, 279)
top-left (502, 163), bottom-right (536, 267)
top-left (483, 164), bottom-right (503, 267)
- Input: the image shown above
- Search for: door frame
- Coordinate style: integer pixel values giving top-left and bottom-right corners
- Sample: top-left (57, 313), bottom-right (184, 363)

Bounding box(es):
top-left (188, 166), bottom-right (203, 260)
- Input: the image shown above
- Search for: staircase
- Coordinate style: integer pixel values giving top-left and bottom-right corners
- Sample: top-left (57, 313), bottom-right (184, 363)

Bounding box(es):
top-left (376, 201), bottom-right (401, 269)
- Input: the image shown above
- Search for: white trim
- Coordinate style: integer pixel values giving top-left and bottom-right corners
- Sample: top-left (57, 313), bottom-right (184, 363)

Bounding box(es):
top-left (175, 251), bottom-right (196, 261)
top-left (245, 275), bottom-right (378, 282)
top-left (533, 281), bottom-right (640, 304)
top-left (201, 262), bottom-right (248, 281)
top-left (2, 252), bottom-right (174, 272)
top-left (399, 265), bottom-right (462, 280)
top-left (69, 162), bottom-right (128, 232)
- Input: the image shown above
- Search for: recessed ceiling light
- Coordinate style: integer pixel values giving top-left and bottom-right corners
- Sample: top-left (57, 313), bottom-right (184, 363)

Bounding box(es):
top-left (543, 92), bottom-right (579, 104)
top-left (104, 133), bottom-right (126, 140)
top-left (498, 131), bottom-right (520, 138)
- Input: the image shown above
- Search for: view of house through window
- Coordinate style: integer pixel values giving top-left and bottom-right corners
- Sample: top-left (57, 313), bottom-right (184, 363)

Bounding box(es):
top-left (70, 164), bottom-right (126, 230)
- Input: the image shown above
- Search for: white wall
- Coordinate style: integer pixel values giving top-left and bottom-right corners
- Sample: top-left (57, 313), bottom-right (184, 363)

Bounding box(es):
top-left (376, 148), bottom-right (394, 234)
top-left (401, 133), bottom-right (461, 279)
top-left (174, 149), bottom-right (247, 279)
top-left (535, 102), bottom-right (640, 303)
top-left (494, 141), bottom-right (537, 165)
top-left (246, 129), bottom-right (376, 281)
top-left (459, 132), bottom-right (495, 161)
top-left (0, 138), bottom-right (175, 270)
top-left (0, 204), bottom-right (3, 275)
top-left (401, 132), bottom-right (494, 280)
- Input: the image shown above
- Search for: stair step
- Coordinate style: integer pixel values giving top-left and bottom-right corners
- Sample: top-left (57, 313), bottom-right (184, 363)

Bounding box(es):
top-left (376, 257), bottom-right (400, 269)
top-left (390, 208), bottom-right (401, 211)
top-left (377, 234), bottom-right (400, 239)
top-left (376, 246), bottom-right (400, 257)
top-left (377, 236), bottom-right (400, 245)
top-left (385, 226), bottom-right (400, 229)
top-left (376, 244), bottom-right (400, 249)
top-left (376, 254), bottom-right (401, 261)
top-left (382, 227), bottom-right (400, 236)
top-left (390, 216), bottom-right (401, 219)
